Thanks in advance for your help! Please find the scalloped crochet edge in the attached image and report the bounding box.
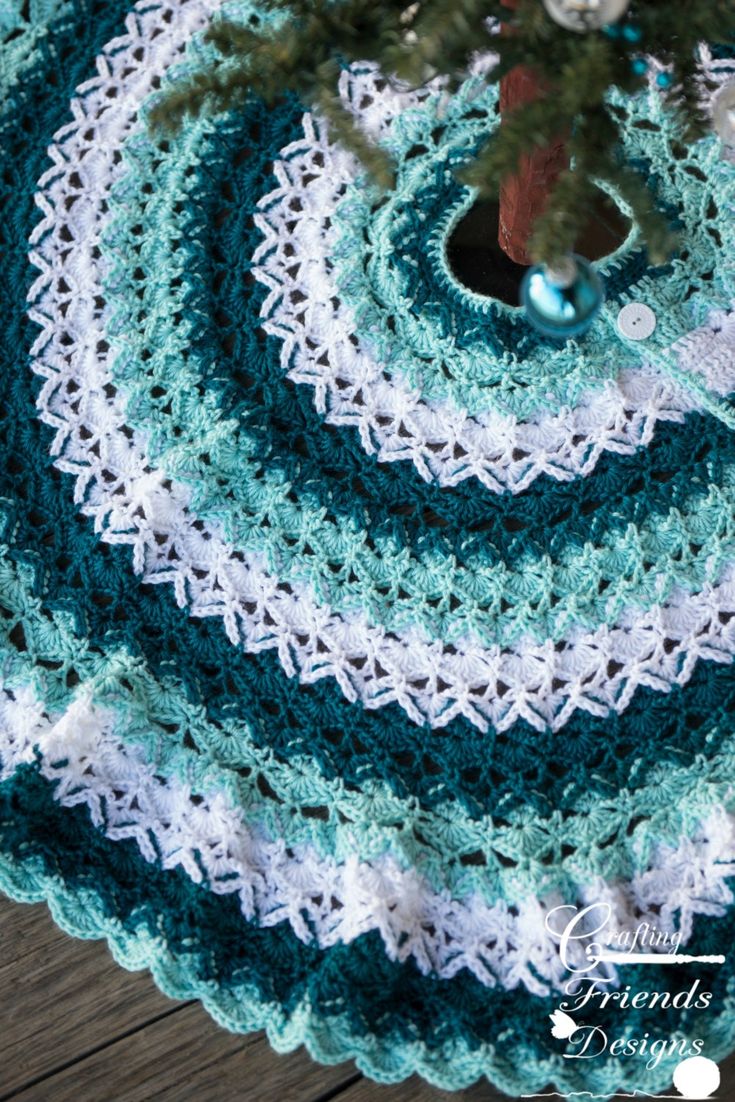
[3,846,735,1097]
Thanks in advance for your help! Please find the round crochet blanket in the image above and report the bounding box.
[3,0,735,1096]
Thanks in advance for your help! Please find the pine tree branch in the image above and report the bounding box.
[149,0,735,265]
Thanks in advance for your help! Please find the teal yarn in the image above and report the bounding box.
[330,78,734,416]
[110,92,735,604]
[102,66,735,653]
[4,516,735,906]
[2,763,735,1096]
[3,0,735,1095]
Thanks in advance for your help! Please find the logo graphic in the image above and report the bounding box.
[673,1056,720,1099]
[520,904,725,1100]
[550,1010,578,1040]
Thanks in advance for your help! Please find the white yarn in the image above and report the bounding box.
[2,678,733,994]
[253,68,735,493]
[26,0,735,734]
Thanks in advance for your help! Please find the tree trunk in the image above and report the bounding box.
[498,0,568,266]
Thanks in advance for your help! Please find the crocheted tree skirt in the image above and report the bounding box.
[3,0,735,1096]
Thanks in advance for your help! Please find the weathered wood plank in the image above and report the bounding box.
[1,895,359,1102]
[9,1003,358,1102]
[5,893,735,1102]
[0,896,184,1098]
[0,898,75,974]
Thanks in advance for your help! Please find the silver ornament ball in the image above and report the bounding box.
[542,0,631,33]
[713,82,735,149]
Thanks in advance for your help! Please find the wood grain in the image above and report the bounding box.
[9,1005,358,1102]
[497,0,568,266]
[0,898,180,1099]
[0,895,359,1102]
[3,894,735,1101]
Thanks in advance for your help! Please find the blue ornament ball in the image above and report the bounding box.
[520,255,604,340]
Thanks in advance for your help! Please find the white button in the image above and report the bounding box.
[617,302,657,341]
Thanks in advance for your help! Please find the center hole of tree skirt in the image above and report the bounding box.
[447,193,631,305]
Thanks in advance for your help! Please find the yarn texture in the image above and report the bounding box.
[2,0,735,1095]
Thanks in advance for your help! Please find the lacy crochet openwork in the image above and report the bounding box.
[2,0,735,1095]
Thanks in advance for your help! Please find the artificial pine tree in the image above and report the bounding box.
[151,0,735,310]
[6,4,735,1097]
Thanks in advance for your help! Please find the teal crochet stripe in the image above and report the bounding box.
[5,183,735,854]
[128,92,735,596]
[4,4,735,1093]
[5,642,735,906]
[13,354,735,856]
[103,99,735,649]
[392,184,654,348]
[7,526,735,905]
[5,201,735,863]
[0,0,71,100]
[2,762,735,1097]
[332,79,734,417]
[0,4,725,839]
[7,370,735,877]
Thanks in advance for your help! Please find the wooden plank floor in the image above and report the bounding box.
[2,895,734,1101]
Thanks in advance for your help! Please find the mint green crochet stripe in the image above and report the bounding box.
[10,0,735,890]
[4,540,735,908]
[1,778,734,1098]
[14,0,727,859]
[26,9,735,838]
[0,0,71,100]
[0,773,538,1095]
[105,115,735,650]
[332,78,735,418]
[5,4,735,1088]
[102,47,733,605]
[332,84,629,419]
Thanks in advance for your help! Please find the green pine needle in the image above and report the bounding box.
[149,0,735,266]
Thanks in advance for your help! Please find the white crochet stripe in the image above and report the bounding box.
[25,0,735,734]
[2,679,733,995]
[252,63,735,493]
